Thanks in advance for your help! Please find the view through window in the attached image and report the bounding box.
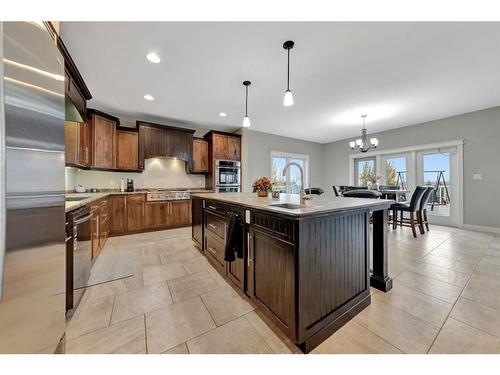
[271,152,309,194]
[355,158,375,186]
[423,152,451,216]
[385,156,406,186]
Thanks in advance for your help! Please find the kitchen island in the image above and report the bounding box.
[191,192,393,353]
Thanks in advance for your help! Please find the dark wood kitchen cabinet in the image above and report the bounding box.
[64,121,79,165]
[126,194,145,232]
[78,120,92,167]
[110,195,127,235]
[191,196,204,251]
[90,110,118,169]
[169,200,192,227]
[191,138,209,173]
[205,131,241,161]
[144,201,169,229]
[116,130,139,170]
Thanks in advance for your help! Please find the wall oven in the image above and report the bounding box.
[215,160,241,192]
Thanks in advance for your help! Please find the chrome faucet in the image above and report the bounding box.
[282,162,311,202]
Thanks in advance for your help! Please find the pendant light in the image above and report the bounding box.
[349,115,379,153]
[283,40,295,107]
[242,80,251,128]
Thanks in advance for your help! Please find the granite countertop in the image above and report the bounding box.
[192,192,394,218]
[65,188,213,213]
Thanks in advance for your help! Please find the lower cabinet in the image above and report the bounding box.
[90,198,110,260]
[126,195,145,232]
[169,200,192,227]
[110,195,127,235]
[145,201,168,229]
[191,197,203,251]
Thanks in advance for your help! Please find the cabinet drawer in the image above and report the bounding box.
[127,194,145,202]
[205,211,225,240]
[205,232,225,268]
[205,200,226,214]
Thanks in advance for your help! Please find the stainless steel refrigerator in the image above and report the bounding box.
[0,22,66,353]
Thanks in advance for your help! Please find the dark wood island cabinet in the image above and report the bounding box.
[191,192,393,353]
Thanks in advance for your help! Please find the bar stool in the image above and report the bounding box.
[391,186,427,237]
[417,187,435,234]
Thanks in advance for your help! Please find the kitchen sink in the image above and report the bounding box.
[66,196,90,202]
[268,203,307,209]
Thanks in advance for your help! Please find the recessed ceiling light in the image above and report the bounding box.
[144,94,154,101]
[146,52,160,64]
[219,112,227,117]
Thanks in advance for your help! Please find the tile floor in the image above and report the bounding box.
[65,225,500,354]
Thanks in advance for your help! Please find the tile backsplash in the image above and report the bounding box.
[65,158,206,191]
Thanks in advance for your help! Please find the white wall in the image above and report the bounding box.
[65,158,205,191]
[240,128,325,193]
[323,106,500,230]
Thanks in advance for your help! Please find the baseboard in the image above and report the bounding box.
[462,224,500,235]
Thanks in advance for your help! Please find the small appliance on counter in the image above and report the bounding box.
[89,188,98,193]
[120,178,126,192]
[126,178,135,192]
[75,185,86,193]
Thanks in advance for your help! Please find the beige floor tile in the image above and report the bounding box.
[200,287,254,326]
[142,262,187,286]
[111,283,173,324]
[206,266,232,288]
[66,316,146,354]
[167,270,221,302]
[427,248,482,265]
[419,254,476,273]
[475,259,500,278]
[372,283,453,328]
[462,272,500,311]
[159,248,197,264]
[162,343,189,354]
[187,316,273,354]
[406,261,470,287]
[353,298,439,353]
[134,247,161,266]
[244,311,293,354]
[433,318,500,354]
[450,297,500,338]
[82,279,128,301]
[427,343,449,354]
[66,295,115,340]
[181,256,211,274]
[145,297,216,353]
[312,320,402,354]
[395,270,462,303]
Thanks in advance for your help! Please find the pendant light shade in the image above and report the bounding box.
[242,80,251,128]
[283,40,295,107]
[283,90,294,107]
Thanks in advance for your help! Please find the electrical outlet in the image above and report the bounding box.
[473,173,483,180]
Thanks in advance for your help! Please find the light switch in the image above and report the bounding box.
[473,173,483,180]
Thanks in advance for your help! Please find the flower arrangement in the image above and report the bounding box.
[252,176,273,197]
[367,173,381,190]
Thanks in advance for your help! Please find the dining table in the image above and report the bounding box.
[378,189,410,203]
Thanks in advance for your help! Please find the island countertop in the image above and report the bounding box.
[192,192,393,218]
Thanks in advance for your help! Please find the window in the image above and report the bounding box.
[271,151,309,194]
[354,158,376,187]
[385,156,407,187]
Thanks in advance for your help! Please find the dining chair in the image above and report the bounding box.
[417,187,435,234]
[390,186,427,237]
[342,190,383,199]
[332,186,340,197]
[305,187,324,195]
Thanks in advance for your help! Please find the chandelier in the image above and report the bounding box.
[349,115,379,153]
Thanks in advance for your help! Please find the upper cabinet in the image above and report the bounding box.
[205,131,241,161]
[137,121,195,170]
[116,130,139,170]
[89,109,118,169]
[191,138,209,173]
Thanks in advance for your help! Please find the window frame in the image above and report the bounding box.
[270,150,310,194]
[354,157,376,187]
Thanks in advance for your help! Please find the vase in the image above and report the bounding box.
[256,191,268,197]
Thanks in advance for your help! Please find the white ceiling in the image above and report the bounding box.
[60,22,500,144]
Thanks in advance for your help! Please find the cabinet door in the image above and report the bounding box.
[205,232,226,270]
[126,196,144,232]
[191,198,203,250]
[64,121,79,165]
[168,200,192,227]
[227,136,241,161]
[144,201,168,229]
[91,213,100,260]
[110,195,127,235]
[192,139,209,173]
[212,134,228,160]
[117,131,138,170]
[93,114,116,169]
[78,120,92,166]
[249,228,295,337]
[227,256,244,291]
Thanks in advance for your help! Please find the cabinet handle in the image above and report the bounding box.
[208,247,216,255]
[208,223,216,229]
[247,232,253,268]
[208,205,217,210]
